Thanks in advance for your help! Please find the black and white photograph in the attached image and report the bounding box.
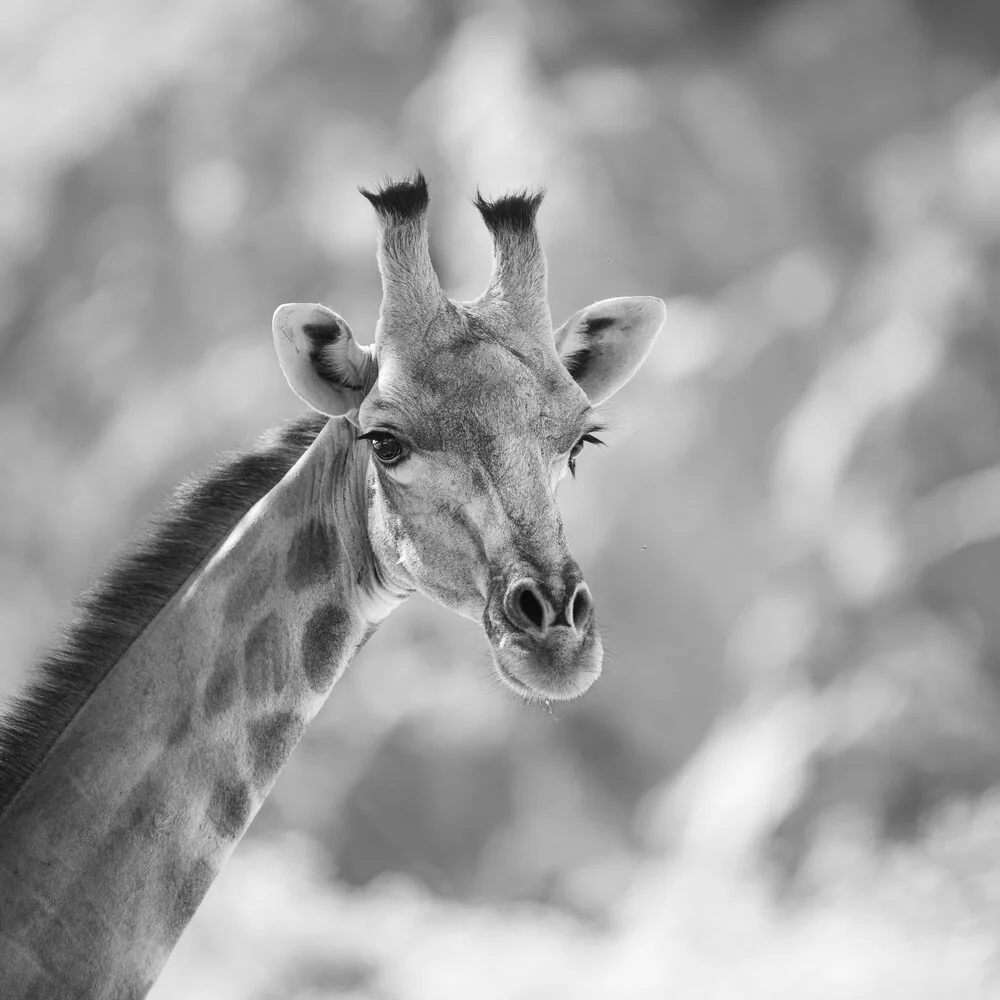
[2,1,1000,997]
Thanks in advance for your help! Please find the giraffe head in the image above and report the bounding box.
[272,175,664,701]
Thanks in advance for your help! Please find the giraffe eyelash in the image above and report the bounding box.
[568,433,605,478]
[356,430,409,466]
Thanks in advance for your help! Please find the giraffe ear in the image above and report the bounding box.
[272,303,375,419]
[554,296,666,405]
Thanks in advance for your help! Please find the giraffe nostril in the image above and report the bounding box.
[504,579,554,635]
[570,584,593,631]
[518,587,546,630]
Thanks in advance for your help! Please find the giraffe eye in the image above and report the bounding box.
[568,433,604,478]
[360,431,406,465]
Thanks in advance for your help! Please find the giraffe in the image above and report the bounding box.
[0,174,665,998]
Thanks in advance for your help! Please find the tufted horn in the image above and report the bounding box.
[473,188,551,336]
[360,172,446,343]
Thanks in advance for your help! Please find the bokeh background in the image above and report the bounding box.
[4,0,1000,995]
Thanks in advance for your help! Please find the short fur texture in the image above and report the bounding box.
[359,172,442,306]
[472,188,548,329]
[0,414,328,816]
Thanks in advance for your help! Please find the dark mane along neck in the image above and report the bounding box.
[0,413,329,817]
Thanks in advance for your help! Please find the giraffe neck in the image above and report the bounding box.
[0,419,403,999]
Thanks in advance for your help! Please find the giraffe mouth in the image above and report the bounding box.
[489,626,603,702]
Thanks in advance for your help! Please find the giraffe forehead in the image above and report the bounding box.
[371,344,583,445]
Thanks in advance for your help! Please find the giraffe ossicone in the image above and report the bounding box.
[0,174,665,998]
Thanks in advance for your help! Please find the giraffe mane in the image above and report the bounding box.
[0,413,329,816]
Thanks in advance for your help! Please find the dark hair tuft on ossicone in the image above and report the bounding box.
[473,188,545,234]
[359,171,430,222]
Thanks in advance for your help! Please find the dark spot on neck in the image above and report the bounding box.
[166,705,193,747]
[285,519,339,592]
[243,612,288,699]
[301,603,352,692]
[207,777,253,839]
[222,549,277,624]
[248,711,305,787]
[203,650,238,717]
[125,776,166,838]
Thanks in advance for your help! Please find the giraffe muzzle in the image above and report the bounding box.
[484,571,603,701]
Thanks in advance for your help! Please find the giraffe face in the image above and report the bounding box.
[358,314,608,701]
[272,176,665,701]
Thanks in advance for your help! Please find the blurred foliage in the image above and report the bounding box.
[5,0,1000,995]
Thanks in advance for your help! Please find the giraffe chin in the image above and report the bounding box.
[490,628,603,702]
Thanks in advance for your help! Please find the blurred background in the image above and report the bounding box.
[4,0,1000,995]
